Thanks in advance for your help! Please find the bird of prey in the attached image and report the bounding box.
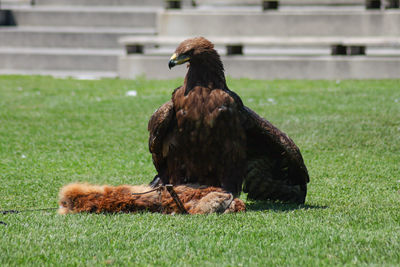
[148,37,309,204]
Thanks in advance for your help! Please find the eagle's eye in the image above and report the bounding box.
[185,49,194,56]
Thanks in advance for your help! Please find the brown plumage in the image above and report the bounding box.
[149,37,309,204]
[58,183,245,215]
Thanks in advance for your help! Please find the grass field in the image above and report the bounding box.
[0,75,399,266]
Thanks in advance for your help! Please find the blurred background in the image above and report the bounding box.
[0,0,399,79]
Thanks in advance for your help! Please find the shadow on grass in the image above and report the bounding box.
[246,201,328,212]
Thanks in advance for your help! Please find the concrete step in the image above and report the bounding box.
[196,0,365,5]
[0,47,121,71]
[130,46,400,57]
[158,10,400,37]
[1,0,31,7]
[192,5,367,12]
[119,36,400,56]
[196,0,398,8]
[28,0,383,8]
[0,69,117,79]
[0,26,156,48]
[34,0,164,6]
[118,54,400,79]
[10,6,158,27]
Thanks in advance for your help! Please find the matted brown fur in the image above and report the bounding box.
[58,183,245,215]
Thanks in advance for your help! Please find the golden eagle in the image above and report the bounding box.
[148,37,309,204]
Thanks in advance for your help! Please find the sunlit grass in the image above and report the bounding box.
[0,76,399,266]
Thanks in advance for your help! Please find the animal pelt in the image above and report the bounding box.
[58,183,245,215]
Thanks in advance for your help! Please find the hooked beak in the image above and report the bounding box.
[168,53,190,69]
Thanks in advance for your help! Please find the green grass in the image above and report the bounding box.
[0,75,399,266]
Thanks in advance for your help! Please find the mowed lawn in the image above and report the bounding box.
[0,75,399,266]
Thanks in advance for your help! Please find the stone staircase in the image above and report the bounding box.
[0,0,162,78]
[118,1,400,79]
[1,0,400,79]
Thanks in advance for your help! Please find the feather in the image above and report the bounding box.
[148,37,309,203]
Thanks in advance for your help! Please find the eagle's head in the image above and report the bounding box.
[168,37,217,69]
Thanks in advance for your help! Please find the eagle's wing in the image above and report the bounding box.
[242,106,309,204]
[148,100,175,179]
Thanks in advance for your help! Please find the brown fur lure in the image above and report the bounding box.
[58,183,245,215]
